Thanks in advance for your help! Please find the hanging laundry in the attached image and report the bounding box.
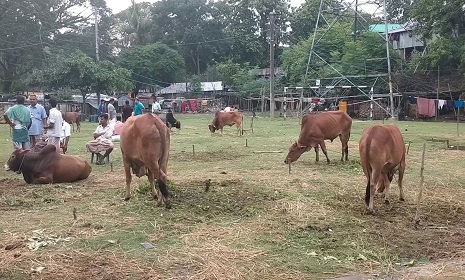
[454,100,464,108]
[437,100,446,110]
[417,97,436,117]
[447,100,455,110]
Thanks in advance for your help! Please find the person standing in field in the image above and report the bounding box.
[133,98,145,116]
[3,95,32,150]
[98,99,105,117]
[107,98,117,127]
[45,98,63,152]
[122,100,133,122]
[28,94,48,148]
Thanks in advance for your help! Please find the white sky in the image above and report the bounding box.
[106,0,307,14]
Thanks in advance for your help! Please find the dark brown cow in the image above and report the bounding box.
[359,124,406,212]
[120,113,171,208]
[208,111,243,136]
[4,145,91,184]
[62,107,81,133]
[284,111,352,164]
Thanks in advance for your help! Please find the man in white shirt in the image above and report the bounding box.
[85,113,114,165]
[61,120,71,153]
[152,100,162,114]
[45,98,63,152]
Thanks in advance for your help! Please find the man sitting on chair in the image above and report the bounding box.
[86,113,114,165]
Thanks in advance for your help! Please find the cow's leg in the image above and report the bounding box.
[367,168,381,213]
[220,127,223,136]
[147,169,160,203]
[123,159,132,201]
[32,176,53,184]
[147,161,171,209]
[318,140,330,163]
[382,172,391,204]
[398,160,406,201]
[77,122,81,133]
[339,133,350,162]
[314,146,319,162]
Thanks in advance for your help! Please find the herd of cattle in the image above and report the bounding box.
[4,110,406,212]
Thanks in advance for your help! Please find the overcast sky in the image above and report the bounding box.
[106,0,307,14]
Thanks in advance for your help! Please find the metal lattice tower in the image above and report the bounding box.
[301,0,396,118]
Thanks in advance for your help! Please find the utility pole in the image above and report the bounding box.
[269,11,276,118]
[94,7,100,62]
[384,0,395,119]
[354,0,358,42]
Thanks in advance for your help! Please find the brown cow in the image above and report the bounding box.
[208,111,243,136]
[4,144,91,184]
[284,111,352,164]
[120,113,172,208]
[359,124,406,212]
[62,107,81,133]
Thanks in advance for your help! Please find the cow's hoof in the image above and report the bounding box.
[399,197,405,202]
[384,199,390,205]
[366,208,376,215]
[165,201,172,209]
[124,196,131,201]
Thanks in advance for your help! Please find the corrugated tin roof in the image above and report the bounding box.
[369,24,402,33]
[157,82,223,94]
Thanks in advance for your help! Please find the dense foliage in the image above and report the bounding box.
[0,0,464,97]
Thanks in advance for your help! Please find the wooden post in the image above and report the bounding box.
[246,139,248,147]
[110,161,113,172]
[457,106,460,137]
[446,139,449,149]
[407,141,411,154]
[192,144,195,158]
[414,143,427,224]
[250,117,254,133]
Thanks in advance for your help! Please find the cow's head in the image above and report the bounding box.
[4,149,28,173]
[284,142,309,164]
[208,124,216,133]
[174,120,181,130]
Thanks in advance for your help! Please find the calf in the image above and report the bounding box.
[359,124,406,212]
[4,145,91,184]
[284,111,352,164]
[120,113,171,208]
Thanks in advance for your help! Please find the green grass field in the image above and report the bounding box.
[1,113,465,279]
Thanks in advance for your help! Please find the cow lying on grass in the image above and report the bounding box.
[4,145,91,184]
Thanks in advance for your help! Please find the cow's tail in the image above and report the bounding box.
[364,133,373,206]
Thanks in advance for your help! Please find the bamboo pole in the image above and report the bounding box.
[414,143,427,224]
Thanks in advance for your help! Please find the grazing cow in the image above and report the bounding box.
[159,110,181,130]
[284,111,352,164]
[208,111,243,136]
[359,124,406,212]
[62,107,81,133]
[4,144,91,184]
[120,113,171,208]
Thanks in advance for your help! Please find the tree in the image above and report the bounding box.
[221,0,290,67]
[114,0,154,48]
[118,43,185,96]
[37,51,131,112]
[151,0,228,75]
[409,0,465,77]
[0,0,110,93]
